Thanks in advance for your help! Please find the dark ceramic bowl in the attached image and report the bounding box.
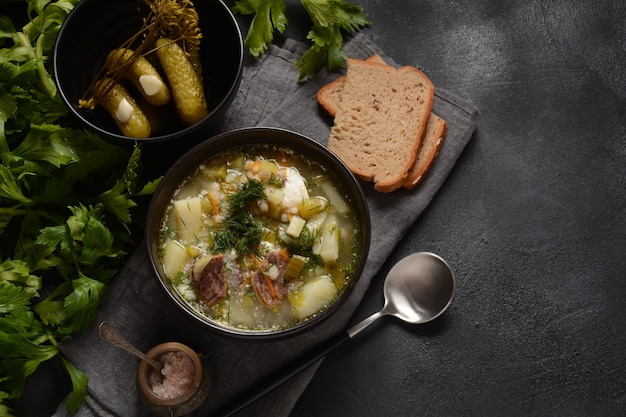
[146,127,371,340]
[53,0,243,144]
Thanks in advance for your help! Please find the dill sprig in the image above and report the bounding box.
[228,179,265,212]
[282,227,322,266]
[213,179,266,254]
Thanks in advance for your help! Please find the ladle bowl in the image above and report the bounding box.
[348,252,455,337]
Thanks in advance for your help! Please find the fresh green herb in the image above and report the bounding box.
[228,0,370,81]
[0,1,160,414]
[227,178,266,213]
[214,211,263,254]
[214,179,265,254]
[267,174,282,188]
[282,227,322,265]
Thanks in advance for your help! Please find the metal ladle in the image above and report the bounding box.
[215,252,456,417]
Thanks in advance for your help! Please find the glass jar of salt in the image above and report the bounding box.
[137,342,211,416]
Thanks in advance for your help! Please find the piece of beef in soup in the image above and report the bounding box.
[252,249,290,308]
[191,254,227,305]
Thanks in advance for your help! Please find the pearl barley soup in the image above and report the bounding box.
[158,145,363,331]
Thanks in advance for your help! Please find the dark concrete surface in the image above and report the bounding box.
[8,0,626,416]
[288,1,626,416]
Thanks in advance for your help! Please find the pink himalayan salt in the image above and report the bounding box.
[148,351,196,400]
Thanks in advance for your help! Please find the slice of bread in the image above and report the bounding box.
[327,58,434,192]
[320,56,445,192]
[403,113,447,189]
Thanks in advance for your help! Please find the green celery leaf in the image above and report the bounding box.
[33,281,73,326]
[11,124,79,169]
[31,280,73,326]
[0,313,58,399]
[60,356,87,413]
[0,258,41,293]
[0,308,37,335]
[0,94,17,157]
[36,204,125,282]
[233,0,288,58]
[36,224,69,251]
[66,204,95,243]
[295,24,346,81]
[96,144,143,228]
[6,82,67,126]
[61,129,129,181]
[300,0,369,80]
[0,61,17,84]
[325,34,347,69]
[31,176,76,205]
[135,177,162,196]
[33,298,65,326]
[121,144,142,192]
[25,0,77,57]
[301,0,369,30]
[0,165,33,204]
[78,208,120,265]
[0,95,18,126]
[229,0,369,79]
[16,215,63,274]
[295,44,327,81]
[0,15,17,40]
[63,204,123,265]
[0,281,32,314]
[98,182,137,228]
[16,207,44,246]
[63,275,106,332]
[0,47,35,66]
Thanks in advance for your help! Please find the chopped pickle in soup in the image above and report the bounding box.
[158,145,362,331]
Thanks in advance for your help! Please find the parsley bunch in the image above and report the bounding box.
[228,0,370,81]
[0,1,159,414]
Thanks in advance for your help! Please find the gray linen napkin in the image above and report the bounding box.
[53,32,479,417]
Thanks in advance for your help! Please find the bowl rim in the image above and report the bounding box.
[52,0,244,144]
[146,127,371,340]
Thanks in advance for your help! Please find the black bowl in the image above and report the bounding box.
[53,0,243,144]
[146,127,371,340]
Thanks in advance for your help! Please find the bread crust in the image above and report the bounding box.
[403,114,447,189]
[326,58,435,192]
[316,76,346,116]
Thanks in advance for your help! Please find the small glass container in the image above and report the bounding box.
[137,342,211,417]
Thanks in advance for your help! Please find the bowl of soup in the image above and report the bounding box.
[146,127,370,339]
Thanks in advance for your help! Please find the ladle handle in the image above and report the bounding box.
[346,310,384,338]
[98,322,161,371]
[213,330,351,417]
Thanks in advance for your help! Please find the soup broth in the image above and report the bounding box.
[158,145,363,331]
